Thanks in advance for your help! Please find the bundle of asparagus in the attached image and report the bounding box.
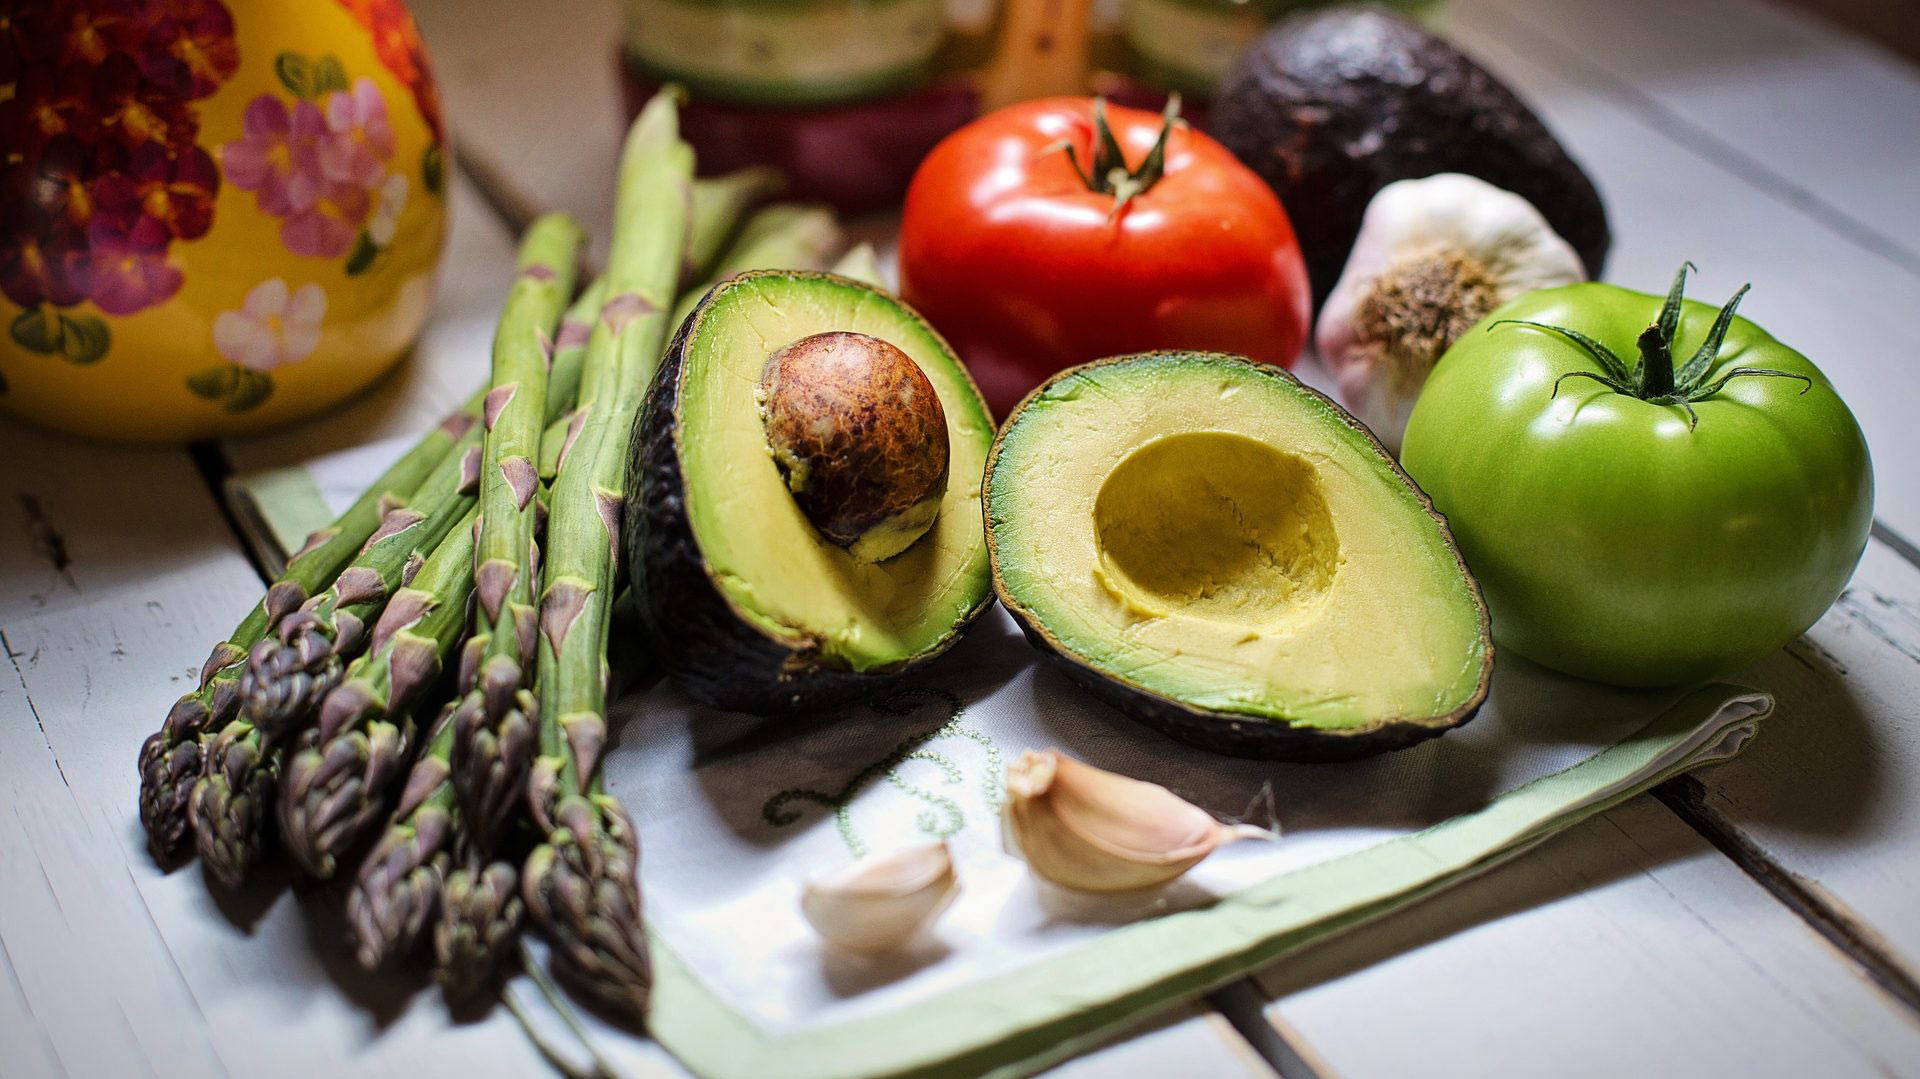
[132,90,855,1027]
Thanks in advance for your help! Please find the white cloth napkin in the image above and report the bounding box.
[229,434,1767,1070]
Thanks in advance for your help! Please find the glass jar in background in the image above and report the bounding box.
[622,0,951,107]
[618,0,1000,215]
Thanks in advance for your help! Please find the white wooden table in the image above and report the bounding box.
[5,0,1919,1074]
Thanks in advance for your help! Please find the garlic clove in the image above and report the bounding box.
[1316,173,1586,454]
[1003,750,1268,892]
[800,841,960,952]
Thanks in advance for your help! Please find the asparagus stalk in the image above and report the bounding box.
[448,213,586,853]
[523,91,692,1020]
[350,167,772,972]
[683,166,784,286]
[667,202,844,331]
[275,505,479,877]
[240,423,486,738]
[279,217,583,881]
[346,703,457,968]
[137,403,478,861]
[546,277,606,438]
[192,424,484,887]
[830,241,885,288]
[348,258,610,972]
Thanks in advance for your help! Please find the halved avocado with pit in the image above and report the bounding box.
[627,269,996,714]
[986,352,1492,760]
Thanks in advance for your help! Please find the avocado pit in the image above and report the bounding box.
[759,331,951,562]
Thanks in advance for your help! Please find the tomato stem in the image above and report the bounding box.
[1635,323,1676,397]
[1494,263,1814,430]
[1050,95,1183,219]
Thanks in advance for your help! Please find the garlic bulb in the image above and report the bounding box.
[1317,173,1586,454]
[1003,750,1268,892]
[800,841,959,952]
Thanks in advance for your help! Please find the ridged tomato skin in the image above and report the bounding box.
[1402,282,1874,688]
[899,97,1311,417]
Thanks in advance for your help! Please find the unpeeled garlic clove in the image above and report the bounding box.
[1003,750,1269,892]
[800,841,959,952]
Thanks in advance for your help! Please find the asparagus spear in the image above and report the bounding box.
[434,847,525,997]
[350,271,614,970]
[240,423,486,739]
[275,505,479,877]
[192,424,485,887]
[667,202,844,331]
[347,164,748,969]
[523,90,692,1021]
[137,404,478,861]
[279,217,583,879]
[449,214,586,853]
[830,241,885,287]
[682,166,784,286]
[350,148,793,981]
[547,277,606,432]
[152,257,603,871]
[345,704,457,968]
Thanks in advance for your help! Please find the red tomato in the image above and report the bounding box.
[899,97,1311,416]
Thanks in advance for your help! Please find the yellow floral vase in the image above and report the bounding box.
[1,0,447,442]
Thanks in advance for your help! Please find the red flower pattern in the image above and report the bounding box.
[1,0,237,322]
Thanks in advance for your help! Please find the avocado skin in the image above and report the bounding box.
[1210,6,1610,304]
[626,272,989,716]
[1011,609,1476,762]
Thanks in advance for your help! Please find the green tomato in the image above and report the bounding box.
[1401,266,1873,687]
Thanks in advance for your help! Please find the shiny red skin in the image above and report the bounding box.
[899,97,1311,416]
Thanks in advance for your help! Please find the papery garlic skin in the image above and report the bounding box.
[800,841,960,952]
[1003,750,1266,892]
[1317,173,1586,454]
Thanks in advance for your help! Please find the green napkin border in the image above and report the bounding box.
[225,464,1769,1079]
[644,685,1767,1079]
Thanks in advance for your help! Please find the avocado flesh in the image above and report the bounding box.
[674,273,994,673]
[989,352,1489,748]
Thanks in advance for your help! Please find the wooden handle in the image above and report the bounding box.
[977,0,1094,112]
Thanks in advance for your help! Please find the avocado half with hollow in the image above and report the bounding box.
[628,269,996,714]
[986,352,1492,761]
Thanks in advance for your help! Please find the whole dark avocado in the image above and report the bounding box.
[1210,6,1610,303]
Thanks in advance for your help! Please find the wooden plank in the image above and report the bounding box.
[1439,0,1920,538]
[1255,797,1920,1076]
[1457,0,1920,264]
[409,0,628,256]
[0,934,62,1079]
[1040,1003,1276,1079]
[1678,542,1920,986]
[0,420,267,1079]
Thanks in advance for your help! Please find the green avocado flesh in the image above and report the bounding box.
[678,274,994,671]
[988,352,1490,737]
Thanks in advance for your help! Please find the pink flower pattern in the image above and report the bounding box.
[86,213,184,315]
[320,78,394,190]
[219,76,394,259]
[213,278,325,371]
